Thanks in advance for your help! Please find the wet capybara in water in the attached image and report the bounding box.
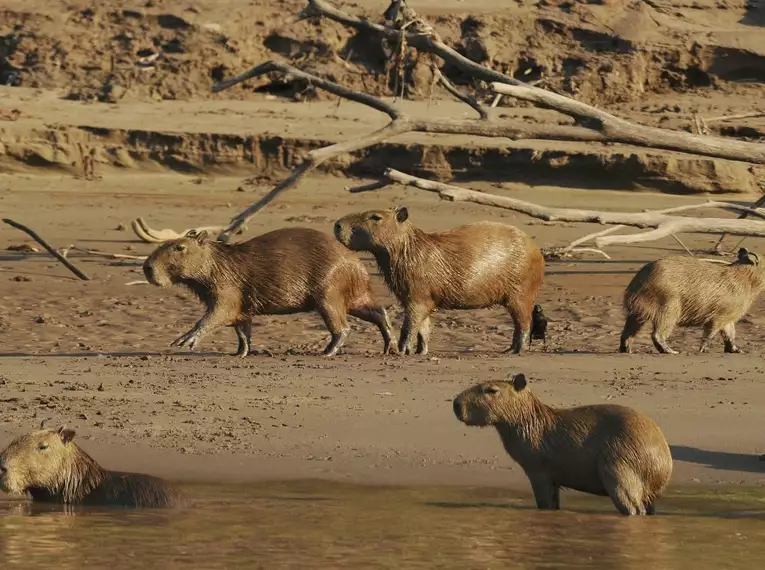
[453,374,673,516]
[620,247,765,354]
[0,426,186,508]
[143,227,394,357]
[334,206,545,355]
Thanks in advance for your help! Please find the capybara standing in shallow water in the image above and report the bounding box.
[143,227,394,357]
[333,206,545,355]
[620,247,765,354]
[453,374,673,515]
[0,425,186,508]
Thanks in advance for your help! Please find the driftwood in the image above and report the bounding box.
[138,0,765,243]
[2,219,90,281]
[352,169,765,248]
[130,218,230,244]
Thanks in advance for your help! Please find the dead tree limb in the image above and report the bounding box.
[2,218,90,281]
[368,169,765,246]
[489,83,765,164]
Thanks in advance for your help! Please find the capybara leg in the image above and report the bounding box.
[528,475,560,510]
[318,302,351,357]
[721,323,742,353]
[171,309,231,351]
[699,322,720,354]
[234,321,252,358]
[619,314,644,354]
[504,303,531,355]
[645,502,656,515]
[651,305,679,354]
[349,305,395,355]
[398,305,430,356]
[601,467,645,516]
[416,317,431,356]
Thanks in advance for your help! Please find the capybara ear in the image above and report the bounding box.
[194,230,210,244]
[56,426,76,444]
[511,373,527,392]
[184,229,199,238]
[39,418,49,430]
[395,206,409,223]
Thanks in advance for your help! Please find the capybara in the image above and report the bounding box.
[620,247,765,354]
[143,227,394,357]
[453,373,673,516]
[333,206,545,355]
[0,425,186,508]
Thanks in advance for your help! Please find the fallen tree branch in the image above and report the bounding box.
[367,169,765,246]
[2,219,90,281]
[131,218,229,244]
[490,83,765,164]
[69,247,147,261]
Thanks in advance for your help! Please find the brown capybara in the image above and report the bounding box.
[620,247,765,354]
[143,227,394,357]
[333,206,545,355]
[453,373,673,516]
[0,425,186,508]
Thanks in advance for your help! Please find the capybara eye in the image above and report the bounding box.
[37,443,49,451]
[175,244,187,252]
[482,386,500,395]
[368,214,382,221]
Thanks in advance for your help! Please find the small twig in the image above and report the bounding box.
[671,233,694,256]
[2,219,90,281]
[430,62,487,119]
[346,179,393,193]
[71,247,147,261]
[125,280,150,286]
[705,112,765,123]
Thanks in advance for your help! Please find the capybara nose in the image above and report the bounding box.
[0,462,6,475]
[452,399,462,419]
[333,222,342,238]
[143,263,154,281]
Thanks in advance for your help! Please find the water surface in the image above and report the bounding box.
[1,480,764,569]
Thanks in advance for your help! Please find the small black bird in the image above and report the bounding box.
[529,304,548,350]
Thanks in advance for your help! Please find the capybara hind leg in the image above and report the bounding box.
[601,467,645,516]
[234,321,252,358]
[504,304,530,355]
[528,475,560,510]
[651,304,679,354]
[619,314,644,354]
[317,303,351,357]
[721,323,742,353]
[398,305,431,355]
[645,502,656,515]
[416,317,431,356]
[349,305,395,354]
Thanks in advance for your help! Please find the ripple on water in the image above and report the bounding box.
[1,481,764,569]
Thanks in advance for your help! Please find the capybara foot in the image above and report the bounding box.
[322,330,350,357]
[652,335,677,354]
[724,342,742,354]
[171,329,202,351]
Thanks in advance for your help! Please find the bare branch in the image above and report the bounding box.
[379,169,765,244]
[3,219,90,281]
[430,62,487,120]
[490,83,765,164]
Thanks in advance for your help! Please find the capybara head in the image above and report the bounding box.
[533,304,543,315]
[0,425,78,496]
[453,374,529,426]
[143,230,212,287]
[334,206,410,252]
[737,247,760,266]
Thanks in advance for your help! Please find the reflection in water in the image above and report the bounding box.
[1,481,764,569]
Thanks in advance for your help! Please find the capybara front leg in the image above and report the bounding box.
[651,305,679,354]
[318,302,351,357]
[234,320,252,358]
[619,314,644,354]
[349,305,395,355]
[171,309,231,352]
[416,317,431,356]
[398,305,430,356]
[528,475,560,510]
[699,322,719,354]
[721,323,742,353]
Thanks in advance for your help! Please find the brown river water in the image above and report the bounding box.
[1,480,764,569]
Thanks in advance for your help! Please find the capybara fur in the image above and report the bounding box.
[143,227,394,357]
[333,206,545,355]
[620,247,765,354]
[0,426,186,508]
[453,374,673,516]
